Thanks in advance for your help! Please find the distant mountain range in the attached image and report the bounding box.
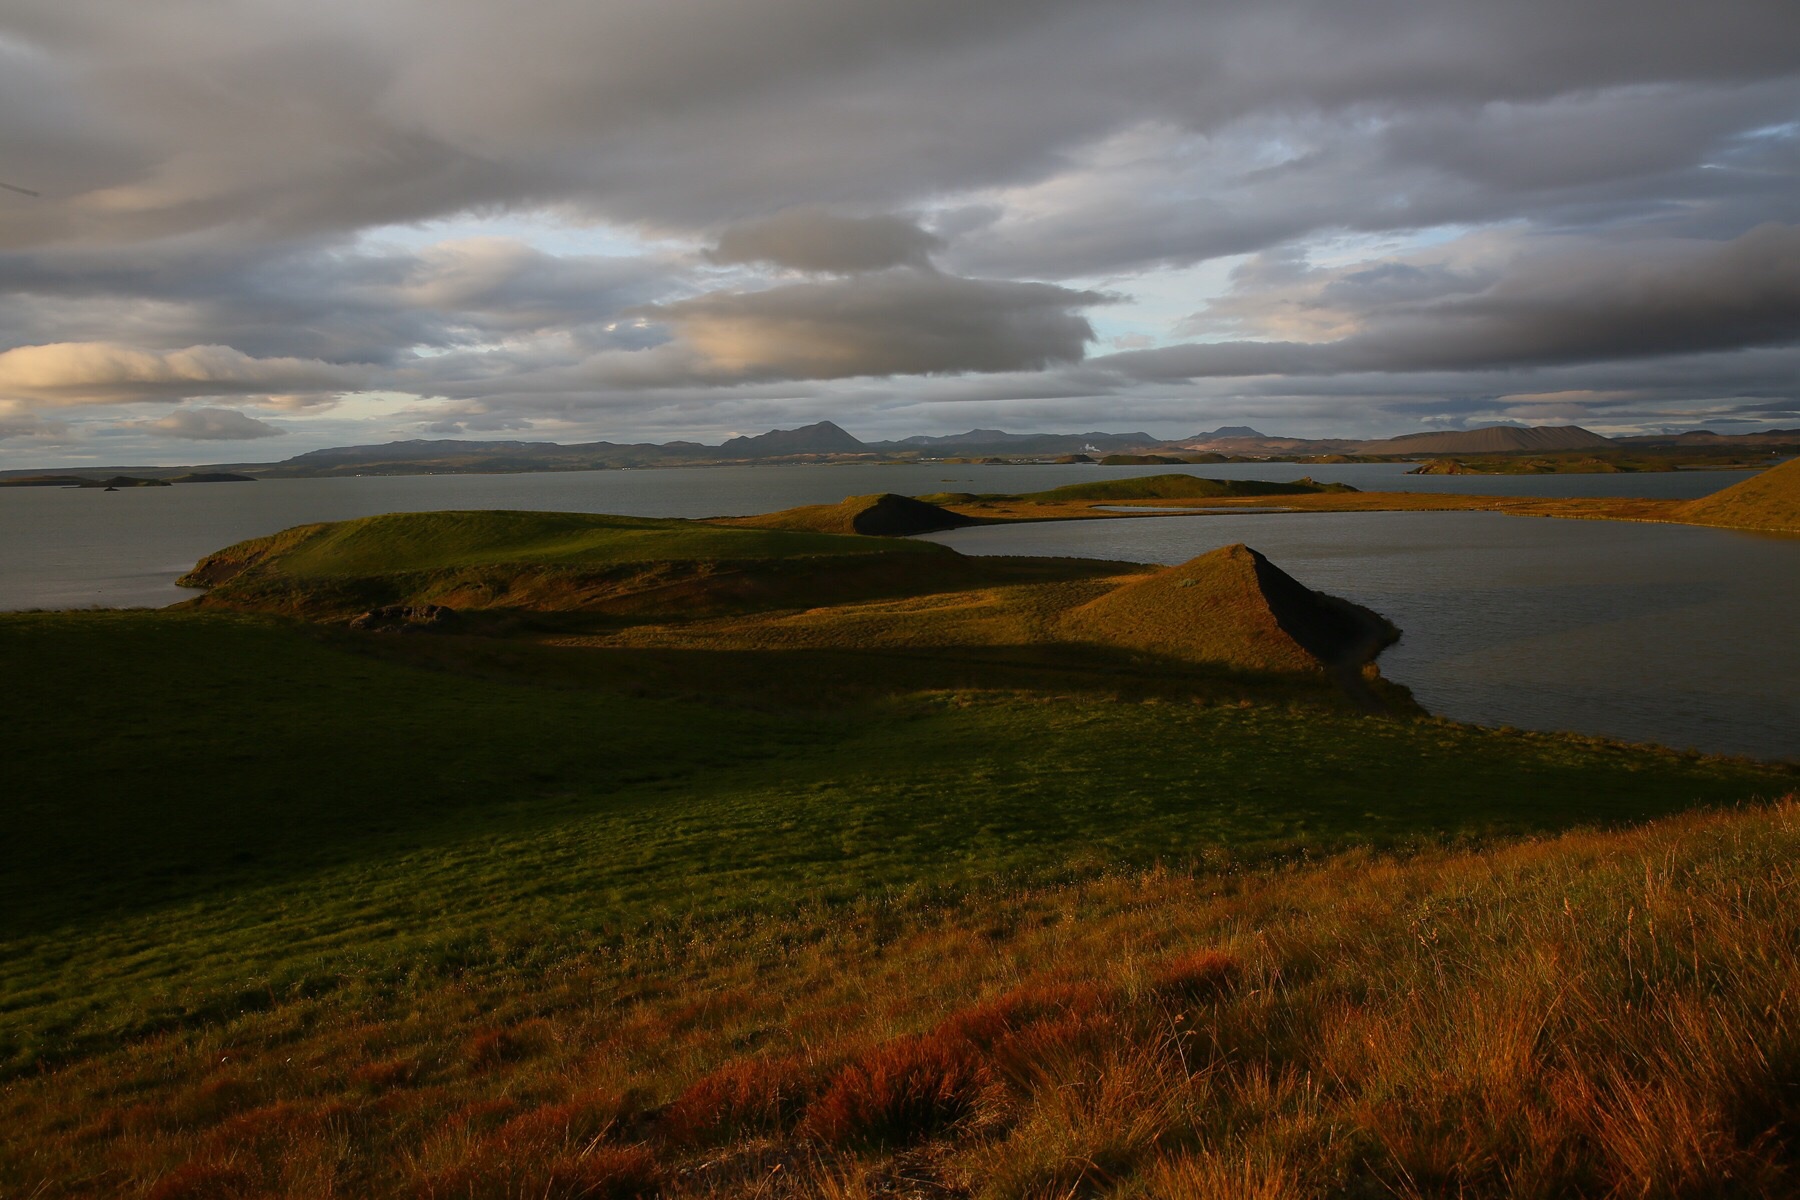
[1176,424,1618,456]
[4,421,1795,482]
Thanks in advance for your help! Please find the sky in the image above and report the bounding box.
[2,0,1798,467]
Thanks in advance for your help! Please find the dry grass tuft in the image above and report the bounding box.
[1148,949,1242,1004]
[411,1144,661,1200]
[803,1034,996,1148]
[660,1055,818,1145]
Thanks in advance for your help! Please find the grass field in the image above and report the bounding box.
[5,502,1797,1196]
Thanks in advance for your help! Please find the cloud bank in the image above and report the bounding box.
[0,0,1795,460]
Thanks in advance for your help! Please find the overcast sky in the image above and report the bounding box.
[2,0,1798,465]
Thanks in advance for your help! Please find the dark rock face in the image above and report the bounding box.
[1245,548,1398,668]
[348,604,456,632]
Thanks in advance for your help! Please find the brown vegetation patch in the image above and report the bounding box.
[412,1145,661,1200]
[661,1055,819,1145]
[12,800,1800,1196]
[802,1034,996,1148]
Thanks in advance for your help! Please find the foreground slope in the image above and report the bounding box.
[1679,454,1800,532]
[0,616,1792,1197]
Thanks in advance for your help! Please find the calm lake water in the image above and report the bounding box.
[921,511,1798,761]
[0,461,1751,611]
[3,461,1791,759]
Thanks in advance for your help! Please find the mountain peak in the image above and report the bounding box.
[719,420,867,456]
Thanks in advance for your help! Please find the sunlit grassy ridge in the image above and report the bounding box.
[1065,543,1395,674]
[1681,454,1800,532]
[183,510,939,581]
[178,509,962,619]
[716,492,976,537]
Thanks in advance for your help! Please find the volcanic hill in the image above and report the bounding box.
[1064,543,1398,674]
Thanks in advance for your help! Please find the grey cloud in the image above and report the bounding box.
[7,0,1800,245]
[0,404,69,440]
[126,406,282,440]
[631,269,1105,382]
[708,210,944,273]
[0,342,369,406]
[950,83,1800,280]
[1105,224,1800,380]
[0,235,682,375]
[1,0,1799,458]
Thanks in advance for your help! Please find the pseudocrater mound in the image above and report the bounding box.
[1066,543,1398,675]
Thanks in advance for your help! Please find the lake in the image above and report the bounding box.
[3,462,1791,759]
[0,461,1752,611]
[921,511,1798,761]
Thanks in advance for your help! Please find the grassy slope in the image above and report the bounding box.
[180,510,960,619]
[5,502,1797,1195]
[3,677,1796,1196]
[1680,455,1800,532]
[185,510,938,580]
[3,612,1788,1072]
[713,493,973,537]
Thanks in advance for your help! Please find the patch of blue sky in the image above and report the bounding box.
[1302,223,1486,270]
[1075,256,1244,350]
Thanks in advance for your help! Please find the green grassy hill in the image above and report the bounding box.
[0,608,1793,1195]
[1680,455,1800,532]
[178,509,958,618]
[183,509,934,581]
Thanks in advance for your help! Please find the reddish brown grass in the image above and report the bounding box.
[411,1145,661,1200]
[1149,948,1242,1003]
[659,1055,817,1145]
[801,1033,994,1148]
[144,1161,258,1200]
[8,799,1800,1197]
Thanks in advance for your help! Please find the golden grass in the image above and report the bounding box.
[1681,455,1800,533]
[1063,543,1384,673]
[9,798,1799,1196]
